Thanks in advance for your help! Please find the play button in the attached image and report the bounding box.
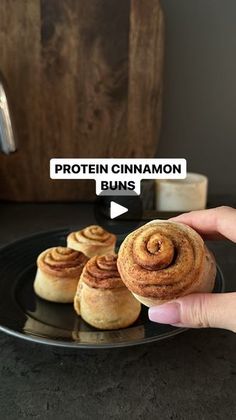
[110,201,128,220]
[94,192,143,235]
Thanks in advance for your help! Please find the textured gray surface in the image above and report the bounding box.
[0,203,236,420]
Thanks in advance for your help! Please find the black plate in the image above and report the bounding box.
[0,229,225,349]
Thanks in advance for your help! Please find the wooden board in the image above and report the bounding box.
[0,0,164,201]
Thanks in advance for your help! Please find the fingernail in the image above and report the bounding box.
[148,302,181,324]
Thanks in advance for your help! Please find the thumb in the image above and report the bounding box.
[148,293,236,333]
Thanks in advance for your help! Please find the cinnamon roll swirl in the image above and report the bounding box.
[74,254,141,330]
[34,247,88,303]
[117,220,216,307]
[67,225,116,258]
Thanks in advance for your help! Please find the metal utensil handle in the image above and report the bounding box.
[0,81,16,154]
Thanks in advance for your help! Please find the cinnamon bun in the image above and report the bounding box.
[117,220,216,307]
[74,254,141,329]
[34,247,88,303]
[67,225,116,258]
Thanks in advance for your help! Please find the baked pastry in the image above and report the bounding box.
[117,220,216,307]
[34,247,88,303]
[74,254,141,330]
[67,225,116,258]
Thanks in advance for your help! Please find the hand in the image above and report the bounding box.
[148,206,236,333]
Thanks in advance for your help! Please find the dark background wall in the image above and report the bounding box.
[158,0,236,195]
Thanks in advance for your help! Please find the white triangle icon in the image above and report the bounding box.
[110,201,128,220]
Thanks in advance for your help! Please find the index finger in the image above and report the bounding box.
[170,206,236,242]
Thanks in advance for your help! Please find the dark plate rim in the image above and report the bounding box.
[0,227,71,253]
[0,229,225,349]
[0,324,188,349]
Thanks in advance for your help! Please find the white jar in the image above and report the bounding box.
[155,173,208,212]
